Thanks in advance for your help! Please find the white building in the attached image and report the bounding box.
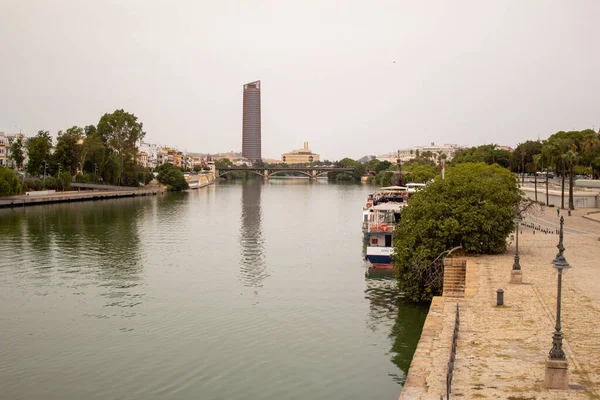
[0,132,28,168]
[139,141,161,169]
[377,143,464,163]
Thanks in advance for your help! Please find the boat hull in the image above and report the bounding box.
[365,246,394,265]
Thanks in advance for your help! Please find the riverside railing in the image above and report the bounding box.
[443,303,460,400]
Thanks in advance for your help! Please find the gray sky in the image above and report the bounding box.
[1,1,599,160]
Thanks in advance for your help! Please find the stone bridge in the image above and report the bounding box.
[215,167,355,179]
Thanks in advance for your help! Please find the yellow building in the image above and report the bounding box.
[281,142,320,164]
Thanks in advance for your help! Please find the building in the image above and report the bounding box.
[377,143,464,163]
[0,132,28,168]
[242,80,261,161]
[281,142,320,164]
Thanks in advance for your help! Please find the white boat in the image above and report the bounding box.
[363,203,404,268]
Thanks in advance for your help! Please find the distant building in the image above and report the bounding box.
[0,132,28,168]
[242,81,262,161]
[377,143,464,163]
[281,142,320,164]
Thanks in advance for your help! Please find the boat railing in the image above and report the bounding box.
[368,224,395,233]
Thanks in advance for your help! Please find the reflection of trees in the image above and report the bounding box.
[239,180,268,287]
[364,277,428,385]
[389,299,429,384]
[1,199,145,307]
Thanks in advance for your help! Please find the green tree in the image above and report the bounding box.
[156,163,189,191]
[564,149,579,210]
[84,124,97,137]
[9,136,25,170]
[532,154,542,203]
[0,166,22,196]
[511,141,543,173]
[214,158,233,169]
[26,130,52,176]
[404,163,438,183]
[393,163,521,302]
[97,109,145,185]
[54,126,84,174]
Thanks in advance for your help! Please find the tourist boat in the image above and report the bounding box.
[363,203,404,270]
[362,186,408,234]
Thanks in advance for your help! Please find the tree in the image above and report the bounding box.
[9,136,25,170]
[0,166,22,196]
[564,149,579,210]
[97,110,145,185]
[54,126,84,174]
[511,141,543,173]
[26,130,52,176]
[404,163,438,183]
[393,163,521,302]
[84,125,97,137]
[193,165,202,172]
[532,154,542,203]
[214,158,233,169]
[156,163,189,191]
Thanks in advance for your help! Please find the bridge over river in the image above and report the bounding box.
[215,166,355,179]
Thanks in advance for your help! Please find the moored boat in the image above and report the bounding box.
[363,203,403,270]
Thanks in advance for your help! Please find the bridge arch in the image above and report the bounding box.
[268,169,312,178]
[316,170,354,178]
[218,169,265,178]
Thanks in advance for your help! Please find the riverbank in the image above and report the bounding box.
[0,187,165,208]
[400,206,600,399]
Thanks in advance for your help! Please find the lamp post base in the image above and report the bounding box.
[544,359,569,389]
[510,270,523,284]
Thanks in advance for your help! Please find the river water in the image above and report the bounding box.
[0,180,428,400]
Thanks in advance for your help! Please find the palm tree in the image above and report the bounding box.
[532,154,542,203]
[554,138,573,209]
[564,148,579,210]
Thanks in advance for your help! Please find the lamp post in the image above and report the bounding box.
[512,217,521,270]
[510,215,523,283]
[544,216,571,389]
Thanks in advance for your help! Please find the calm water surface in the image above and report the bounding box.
[0,180,428,400]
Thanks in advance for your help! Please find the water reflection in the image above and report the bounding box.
[364,277,429,385]
[0,199,145,309]
[239,180,268,287]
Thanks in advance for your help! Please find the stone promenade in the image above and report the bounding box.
[401,206,600,399]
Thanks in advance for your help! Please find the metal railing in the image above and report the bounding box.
[443,303,460,400]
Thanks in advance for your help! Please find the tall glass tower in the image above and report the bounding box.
[242,81,261,161]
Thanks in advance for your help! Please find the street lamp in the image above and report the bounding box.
[512,217,521,270]
[549,216,570,360]
[545,216,571,389]
[510,215,523,283]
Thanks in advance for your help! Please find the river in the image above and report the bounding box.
[0,180,428,400]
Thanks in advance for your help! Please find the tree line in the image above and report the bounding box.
[1,109,156,195]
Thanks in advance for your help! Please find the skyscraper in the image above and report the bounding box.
[242,80,261,161]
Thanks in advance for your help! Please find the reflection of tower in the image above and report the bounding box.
[242,81,261,161]
[239,180,268,286]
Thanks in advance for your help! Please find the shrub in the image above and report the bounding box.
[57,171,72,191]
[156,164,189,191]
[393,163,522,302]
[23,178,43,192]
[0,166,22,196]
[43,176,58,190]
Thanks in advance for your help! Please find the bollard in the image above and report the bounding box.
[497,289,504,306]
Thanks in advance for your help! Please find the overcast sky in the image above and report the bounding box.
[1,1,599,160]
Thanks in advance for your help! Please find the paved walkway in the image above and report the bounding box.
[453,207,600,399]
